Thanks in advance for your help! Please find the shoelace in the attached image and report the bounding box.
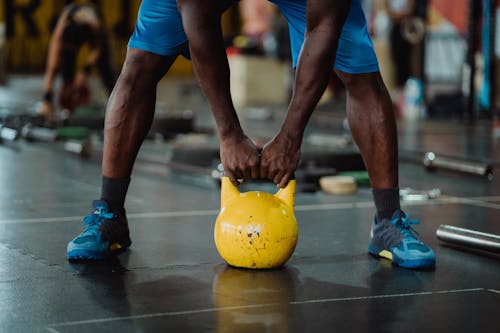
[391,213,420,240]
[83,206,115,230]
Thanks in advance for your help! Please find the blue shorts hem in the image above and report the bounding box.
[334,62,380,74]
[128,39,183,57]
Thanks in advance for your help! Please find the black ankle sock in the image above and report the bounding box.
[372,188,400,220]
[101,176,130,212]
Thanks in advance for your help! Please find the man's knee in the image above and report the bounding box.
[335,70,385,94]
[121,48,174,85]
[335,70,366,87]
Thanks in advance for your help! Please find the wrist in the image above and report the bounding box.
[219,126,245,142]
[43,91,53,103]
[276,127,304,151]
[279,123,305,141]
[217,118,244,141]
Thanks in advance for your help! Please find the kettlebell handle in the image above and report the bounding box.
[220,177,295,208]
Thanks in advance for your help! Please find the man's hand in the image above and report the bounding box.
[220,133,261,186]
[177,0,257,187]
[260,132,301,188]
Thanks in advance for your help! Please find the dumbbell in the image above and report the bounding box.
[423,152,493,180]
[0,123,19,143]
[21,124,57,142]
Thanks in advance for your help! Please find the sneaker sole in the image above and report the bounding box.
[368,244,435,269]
[395,258,436,269]
[67,249,107,260]
[67,240,131,261]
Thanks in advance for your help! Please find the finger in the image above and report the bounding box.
[278,173,291,189]
[230,177,240,187]
[267,167,278,182]
[251,163,259,179]
[260,162,268,180]
[252,150,261,179]
[241,165,251,180]
[272,170,285,185]
[233,169,244,183]
[225,171,240,187]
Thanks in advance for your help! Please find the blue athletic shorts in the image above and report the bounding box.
[128,0,379,74]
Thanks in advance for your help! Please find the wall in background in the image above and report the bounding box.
[0,0,197,76]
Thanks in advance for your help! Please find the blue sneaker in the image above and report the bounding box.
[67,200,131,260]
[368,210,435,269]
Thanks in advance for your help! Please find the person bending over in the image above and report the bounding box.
[67,0,435,270]
[39,3,115,119]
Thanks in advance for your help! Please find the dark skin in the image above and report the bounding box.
[259,0,398,189]
[102,49,174,178]
[105,0,260,183]
[177,0,260,185]
[260,0,351,187]
[337,70,399,190]
[104,0,398,194]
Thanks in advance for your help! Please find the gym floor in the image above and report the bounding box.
[0,75,499,333]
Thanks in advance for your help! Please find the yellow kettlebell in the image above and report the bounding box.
[214,177,298,269]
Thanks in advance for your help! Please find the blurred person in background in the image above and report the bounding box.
[387,0,416,90]
[238,0,275,52]
[39,3,115,120]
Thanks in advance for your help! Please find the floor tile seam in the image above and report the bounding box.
[0,242,67,274]
[471,196,500,201]
[439,196,500,210]
[121,261,219,272]
[4,194,500,225]
[45,287,485,330]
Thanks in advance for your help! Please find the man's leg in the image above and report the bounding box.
[102,48,175,182]
[336,70,435,269]
[67,0,193,260]
[334,71,398,191]
[67,48,176,260]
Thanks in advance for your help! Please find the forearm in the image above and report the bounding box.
[43,38,62,94]
[178,0,243,139]
[282,0,351,137]
[43,8,69,94]
[284,33,335,137]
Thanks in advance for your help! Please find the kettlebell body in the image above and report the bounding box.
[214,177,298,269]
